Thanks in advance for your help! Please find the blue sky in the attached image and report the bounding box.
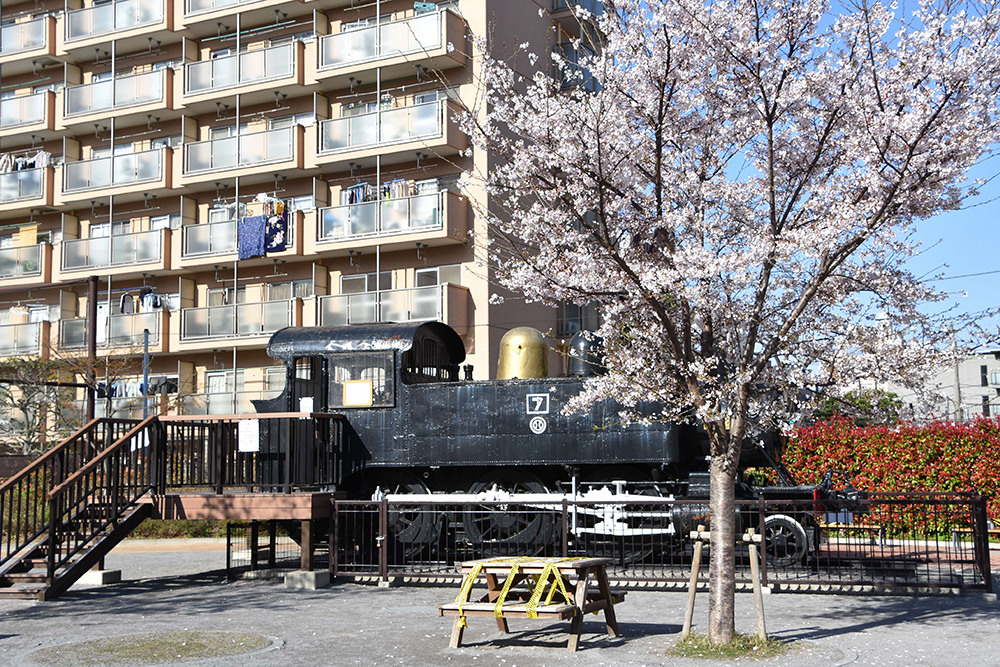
[905,161,1000,342]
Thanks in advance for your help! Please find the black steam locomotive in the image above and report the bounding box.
[254,320,826,564]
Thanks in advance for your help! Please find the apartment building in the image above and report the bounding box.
[0,0,598,419]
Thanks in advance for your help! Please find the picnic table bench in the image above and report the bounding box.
[438,556,623,652]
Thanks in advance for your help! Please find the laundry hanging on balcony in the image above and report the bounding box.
[265,212,287,253]
[0,150,50,173]
[238,215,267,259]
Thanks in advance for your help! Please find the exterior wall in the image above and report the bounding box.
[0,0,583,422]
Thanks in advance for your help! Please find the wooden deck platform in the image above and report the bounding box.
[148,493,333,521]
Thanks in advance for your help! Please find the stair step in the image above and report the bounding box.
[0,586,46,599]
[4,571,49,583]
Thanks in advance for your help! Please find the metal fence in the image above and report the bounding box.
[226,520,310,580]
[331,493,994,592]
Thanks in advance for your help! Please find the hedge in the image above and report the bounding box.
[782,416,1000,533]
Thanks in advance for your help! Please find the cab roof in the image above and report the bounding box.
[266,321,467,363]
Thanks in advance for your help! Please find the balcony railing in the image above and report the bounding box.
[0,169,44,203]
[319,100,444,154]
[319,11,444,70]
[185,0,264,17]
[65,70,165,118]
[0,244,42,279]
[184,127,292,174]
[0,322,40,356]
[0,18,45,55]
[185,43,293,95]
[320,285,454,326]
[181,390,281,415]
[63,149,163,193]
[0,93,46,130]
[180,300,293,340]
[62,230,162,272]
[318,191,444,243]
[66,0,165,42]
[59,312,160,349]
[183,217,295,257]
[553,0,604,13]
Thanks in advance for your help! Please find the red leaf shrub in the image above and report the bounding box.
[784,416,1000,536]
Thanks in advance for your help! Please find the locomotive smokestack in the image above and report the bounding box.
[567,331,606,377]
[497,327,548,379]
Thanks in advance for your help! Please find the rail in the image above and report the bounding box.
[319,100,445,154]
[317,191,445,242]
[44,417,159,579]
[63,149,163,193]
[185,43,294,95]
[0,18,46,55]
[0,169,44,203]
[0,322,42,357]
[319,10,444,70]
[66,0,164,42]
[180,299,294,340]
[64,70,165,118]
[0,244,42,279]
[61,229,162,271]
[0,93,46,130]
[184,127,293,174]
[0,419,137,568]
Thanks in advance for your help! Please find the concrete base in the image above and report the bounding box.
[77,569,122,586]
[284,570,331,590]
[983,592,997,603]
[377,577,399,588]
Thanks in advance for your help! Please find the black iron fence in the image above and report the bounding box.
[226,520,308,580]
[331,493,994,592]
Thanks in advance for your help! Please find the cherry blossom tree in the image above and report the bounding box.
[461,0,1000,643]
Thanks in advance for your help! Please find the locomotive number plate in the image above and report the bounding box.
[526,393,550,414]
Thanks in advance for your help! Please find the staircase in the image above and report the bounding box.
[0,417,159,600]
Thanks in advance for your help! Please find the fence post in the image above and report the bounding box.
[561,498,569,558]
[757,495,769,588]
[330,502,339,578]
[213,421,224,496]
[379,497,389,582]
[974,495,993,593]
[46,496,58,585]
[284,418,293,494]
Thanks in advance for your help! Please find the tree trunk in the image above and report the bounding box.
[708,454,736,644]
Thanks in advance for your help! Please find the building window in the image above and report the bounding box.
[205,369,243,394]
[207,286,245,306]
[416,264,461,287]
[982,365,989,387]
[150,214,181,230]
[559,302,602,336]
[983,395,991,418]
[268,280,313,301]
[285,195,314,212]
[341,271,391,294]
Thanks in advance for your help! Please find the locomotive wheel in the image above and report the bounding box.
[462,471,554,556]
[763,514,808,568]
[367,471,440,556]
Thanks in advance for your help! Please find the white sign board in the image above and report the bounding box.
[238,419,260,453]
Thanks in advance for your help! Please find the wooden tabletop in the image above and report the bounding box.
[458,556,612,572]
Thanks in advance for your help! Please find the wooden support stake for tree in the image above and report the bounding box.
[682,524,710,640]
[742,527,767,641]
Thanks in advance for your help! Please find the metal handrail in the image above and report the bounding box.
[318,100,446,154]
[185,42,294,95]
[319,10,444,70]
[0,321,42,356]
[180,299,294,340]
[183,126,293,174]
[0,244,42,279]
[65,0,165,42]
[0,168,44,203]
[0,93,46,129]
[62,149,163,193]
[0,17,46,54]
[61,228,163,271]
[317,191,445,242]
[64,70,165,118]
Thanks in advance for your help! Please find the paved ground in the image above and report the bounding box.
[0,541,997,667]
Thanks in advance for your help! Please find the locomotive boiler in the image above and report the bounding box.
[254,320,824,564]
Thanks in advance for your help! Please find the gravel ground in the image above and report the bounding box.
[0,542,997,667]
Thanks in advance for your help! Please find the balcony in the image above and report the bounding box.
[58,312,163,351]
[179,299,297,343]
[182,126,302,183]
[315,9,465,87]
[178,213,298,267]
[180,390,279,415]
[65,0,167,46]
[0,244,46,282]
[319,283,469,332]
[59,229,167,276]
[0,321,44,357]
[553,0,604,13]
[185,42,302,104]
[311,190,466,255]
[314,99,466,168]
[0,92,55,138]
[60,148,170,203]
[0,168,54,215]
[63,70,173,127]
[0,17,55,72]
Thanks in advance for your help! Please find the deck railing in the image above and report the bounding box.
[66,0,165,42]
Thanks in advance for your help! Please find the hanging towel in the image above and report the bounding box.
[238,215,266,259]
[265,212,287,253]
